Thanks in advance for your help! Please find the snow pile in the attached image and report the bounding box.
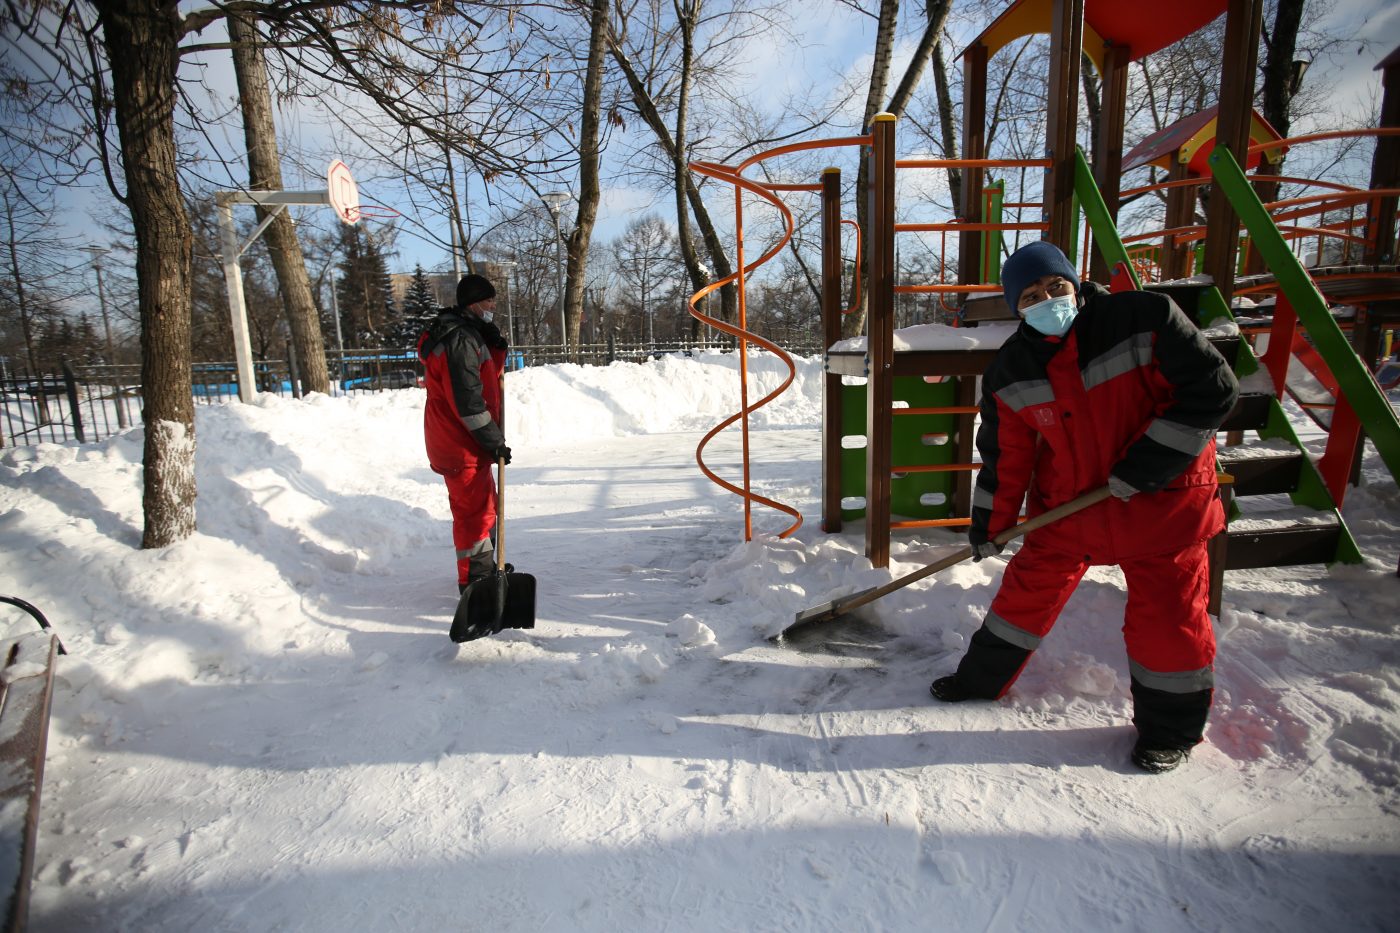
[1,354,1398,931]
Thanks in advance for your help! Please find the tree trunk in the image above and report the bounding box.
[1081,51,1102,167]
[674,1,708,342]
[1253,0,1304,206]
[848,0,900,339]
[2,205,40,375]
[227,13,331,395]
[931,33,961,212]
[96,0,197,548]
[566,0,609,356]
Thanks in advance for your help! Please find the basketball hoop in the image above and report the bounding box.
[342,204,401,223]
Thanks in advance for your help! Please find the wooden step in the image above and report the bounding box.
[1206,333,1241,366]
[1220,392,1273,433]
[1216,445,1306,496]
[1223,521,1342,569]
[1146,283,1211,318]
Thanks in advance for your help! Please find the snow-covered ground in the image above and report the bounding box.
[2,351,1397,932]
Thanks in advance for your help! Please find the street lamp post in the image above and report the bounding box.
[542,191,571,353]
[494,260,519,346]
[82,245,127,428]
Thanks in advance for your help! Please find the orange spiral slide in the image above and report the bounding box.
[687,136,869,541]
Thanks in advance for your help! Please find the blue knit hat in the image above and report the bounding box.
[1001,241,1079,313]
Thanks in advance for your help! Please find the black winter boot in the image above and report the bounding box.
[929,675,984,702]
[1131,741,1191,774]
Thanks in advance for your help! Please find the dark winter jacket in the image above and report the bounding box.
[970,281,1239,563]
[417,309,509,474]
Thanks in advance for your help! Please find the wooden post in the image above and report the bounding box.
[1044,0,1085,253]
[865,114,897,568]
[959,43,988,289]
[821,168,845,533]
[1363,45,1399,266]
[952,373,978,520]
[1161,160,1196,280]
[1089,42,1130,284]
[1202,0,1264,306]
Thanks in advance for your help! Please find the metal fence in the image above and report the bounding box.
[2,338,824,448]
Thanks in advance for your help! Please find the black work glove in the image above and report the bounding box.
[967,528,1003,562]
[493,445,512,466]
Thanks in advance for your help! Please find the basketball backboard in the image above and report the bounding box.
[328,160,360,225]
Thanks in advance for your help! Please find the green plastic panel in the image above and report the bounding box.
[981,181,1004,285]
[1072,148,1140,288]
[839,376,965,522]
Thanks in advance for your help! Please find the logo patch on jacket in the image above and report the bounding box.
[1033,407,1056,427]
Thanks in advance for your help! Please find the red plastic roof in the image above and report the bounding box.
[1085,0,1225,61]
[964,0,1226,63]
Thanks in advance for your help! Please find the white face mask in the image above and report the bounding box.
[1021,293,1078,337]
[480,310,494,324]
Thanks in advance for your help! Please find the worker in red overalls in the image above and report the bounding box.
[418,274,512,594]
[930,241,1239,774]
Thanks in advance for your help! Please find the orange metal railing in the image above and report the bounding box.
[1109,128,1399,282]
[688,135,870,540]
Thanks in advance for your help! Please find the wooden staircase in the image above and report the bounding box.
[1149,281,1363,611]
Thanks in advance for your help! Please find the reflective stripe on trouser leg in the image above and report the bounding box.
[956,540,1090,698]
[1120,540,1215,748]
[444,462,498,585]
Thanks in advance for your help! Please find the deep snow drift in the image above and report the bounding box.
[2,350,1397,931]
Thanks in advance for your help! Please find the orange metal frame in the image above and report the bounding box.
[688,135,870,540]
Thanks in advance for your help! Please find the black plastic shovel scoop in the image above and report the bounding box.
[450,459,536,643]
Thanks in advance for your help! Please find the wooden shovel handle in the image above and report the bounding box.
[830,485,1112,616]
[496,457,507,570]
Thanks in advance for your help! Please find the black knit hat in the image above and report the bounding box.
[456,273,496,309]
[1001,240,1080,313]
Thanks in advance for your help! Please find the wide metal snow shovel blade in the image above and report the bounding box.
[779,485,1112,641]
[448,459,536,643]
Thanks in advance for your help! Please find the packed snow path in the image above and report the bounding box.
[1,356,1396,931]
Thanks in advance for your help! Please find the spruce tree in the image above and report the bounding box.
[394,264,439,347]
[334,226,394,348]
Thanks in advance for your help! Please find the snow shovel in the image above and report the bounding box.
[450,458,537,642]
[780,485,1112,641]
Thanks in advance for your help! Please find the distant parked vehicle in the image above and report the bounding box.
[22,378,68,398]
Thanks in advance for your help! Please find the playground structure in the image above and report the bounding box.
[687,0,1400,588]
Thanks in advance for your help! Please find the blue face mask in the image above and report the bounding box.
[1021,293,1078,336]
[481,310,494,324]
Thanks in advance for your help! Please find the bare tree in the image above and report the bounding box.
[613,213,680,344]
[562,0,611,355]
[606,1,737,331]
[846,0,953,338]
[0,174,74,375]
[4,2,578,547]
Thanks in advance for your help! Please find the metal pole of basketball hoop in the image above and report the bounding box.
[543,191,571,352]
[214,161,369,403]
